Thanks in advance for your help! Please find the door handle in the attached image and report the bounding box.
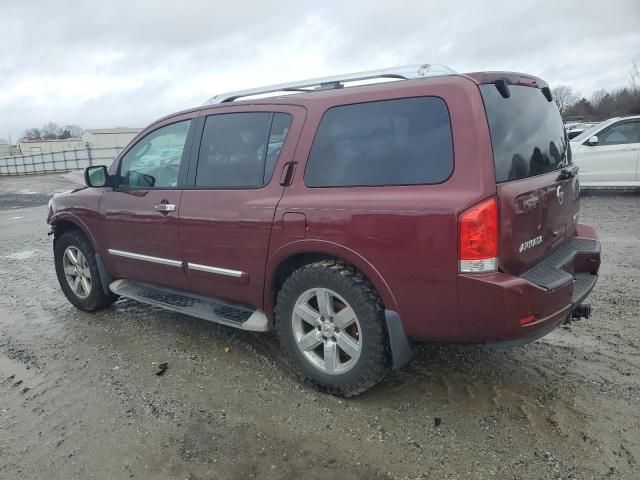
[280,162,295,186]
[154,203,176,212]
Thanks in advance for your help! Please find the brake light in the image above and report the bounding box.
[459,197,498,273]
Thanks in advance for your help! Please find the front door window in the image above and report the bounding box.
[118,120,192,189]
[598,121,640,146]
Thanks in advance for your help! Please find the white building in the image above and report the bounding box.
[17,138,83,155]
[0,138,11,157]
[8,127,143,160]
[81,128,142,149]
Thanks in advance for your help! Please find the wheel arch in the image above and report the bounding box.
[51,213,113,296]
[50,213,98,251]
[265,240,398,322]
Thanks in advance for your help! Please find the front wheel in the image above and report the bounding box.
[54,230,117,311]
[275,260,389,397]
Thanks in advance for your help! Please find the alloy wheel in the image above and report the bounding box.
[62,246,92,299]
[291,288,362,374]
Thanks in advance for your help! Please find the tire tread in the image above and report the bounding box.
[275,259,389,397]
[54,230,117,311]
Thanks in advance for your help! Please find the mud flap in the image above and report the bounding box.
[95,254,113,296]
[385,309,413,369]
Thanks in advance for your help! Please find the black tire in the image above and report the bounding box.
[275,260,389,397]
[54,230,117,311]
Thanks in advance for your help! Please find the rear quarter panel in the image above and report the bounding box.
[267,76,496,340]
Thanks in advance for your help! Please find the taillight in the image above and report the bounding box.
[459,197,498,273]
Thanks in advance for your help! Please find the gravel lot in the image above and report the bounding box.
[0,174,638,480]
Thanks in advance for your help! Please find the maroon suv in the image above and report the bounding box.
[47,64,600,396]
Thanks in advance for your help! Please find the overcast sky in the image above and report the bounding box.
[1,0,639,142]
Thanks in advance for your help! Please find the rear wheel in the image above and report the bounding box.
[54,230,117,311]
[276,260,389,397]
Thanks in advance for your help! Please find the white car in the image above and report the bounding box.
[570,116,640,188]
[566,122,599,140]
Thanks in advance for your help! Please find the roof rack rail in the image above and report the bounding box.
[204,63,456,105]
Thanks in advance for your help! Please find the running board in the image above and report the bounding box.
[109,279,269,332]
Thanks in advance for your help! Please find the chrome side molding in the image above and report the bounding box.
[107,249,183,268]
[187,262,244,278]
[107,249,246,278]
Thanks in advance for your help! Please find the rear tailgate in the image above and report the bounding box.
[479,80,580,276]
[496,170,579,275]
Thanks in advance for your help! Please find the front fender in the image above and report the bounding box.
[48,211,99,252]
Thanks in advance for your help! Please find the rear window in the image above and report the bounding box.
[481,84,569,183]
[304,97,453,187]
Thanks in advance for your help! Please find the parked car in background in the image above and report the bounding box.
[571,115,640,188]
[47,65,601,396]
[566,122,599,140]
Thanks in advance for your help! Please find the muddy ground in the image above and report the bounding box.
[0,173,638,480]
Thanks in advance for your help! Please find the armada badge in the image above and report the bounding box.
[519,235,543,253]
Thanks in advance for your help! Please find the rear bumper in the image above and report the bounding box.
[455,224,600,345]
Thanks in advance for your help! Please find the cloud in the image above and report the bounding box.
[1,0,639,141]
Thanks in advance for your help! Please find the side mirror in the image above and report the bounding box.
[84,165,110,188]
[586,135,599,146]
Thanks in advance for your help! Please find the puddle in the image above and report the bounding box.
[4,249,38,260]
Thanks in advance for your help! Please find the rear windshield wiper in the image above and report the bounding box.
[557,167,578,180]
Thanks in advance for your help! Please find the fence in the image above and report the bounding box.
[0,146,122,176]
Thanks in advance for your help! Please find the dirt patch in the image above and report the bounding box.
[0,193,53,210]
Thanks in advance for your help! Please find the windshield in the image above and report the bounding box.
[481,84,569,183]
[571,120,608,143]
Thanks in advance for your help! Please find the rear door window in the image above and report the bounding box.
[481,84,569,183]
[195,112,292,189]
[304,97,453,187]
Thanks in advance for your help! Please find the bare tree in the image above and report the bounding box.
[565,86,640,120]
[552,85,579,116]
[64,125,84,138]
[20,128,42,141]
[590,89,608,108]
[41,122,61,140]
[19,123,84,141]
[629,62,640,93]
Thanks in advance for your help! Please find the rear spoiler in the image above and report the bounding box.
[464,71,552,101]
